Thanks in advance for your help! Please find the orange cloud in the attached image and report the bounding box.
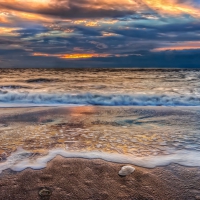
[102,32,120,37]
[0,27,21,36]
[152,41,200,52]
[32,52,109,59]
[32,52,137,59]
[0,12,11,23]
[0,0,199,21]
[17,11,53,22]
[60,54,99,59]
[144,0,200,17]
[0,10,54,25]
[74,20,100,27]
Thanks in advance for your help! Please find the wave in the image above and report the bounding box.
[0,91,200,106]
[1,148,200,174]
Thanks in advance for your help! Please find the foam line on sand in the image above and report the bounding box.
[1,148,200,173]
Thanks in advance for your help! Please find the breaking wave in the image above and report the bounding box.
[0,91,200,106]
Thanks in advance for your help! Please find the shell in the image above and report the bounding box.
[118,166,135,176]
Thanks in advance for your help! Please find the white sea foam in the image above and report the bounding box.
[1,148,200,174]
[0,91,200,106]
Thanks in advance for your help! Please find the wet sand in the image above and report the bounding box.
[0,106,200,199]
[0,156,200,200]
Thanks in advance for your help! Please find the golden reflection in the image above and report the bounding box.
[0,106,198,158]
[69,106,96,117]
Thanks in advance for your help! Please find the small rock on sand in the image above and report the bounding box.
[0,152,7,161]
[119,166,135,176]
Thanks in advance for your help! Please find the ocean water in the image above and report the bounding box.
[0,68,200,172]
[1,68,200,106]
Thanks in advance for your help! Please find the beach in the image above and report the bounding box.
[1,69,200,199]
[1,156,200,200]
[0,106,200,199]
[1,0,200,195]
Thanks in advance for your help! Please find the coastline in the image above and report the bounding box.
[0,156,200,200]
[0,106,200,199]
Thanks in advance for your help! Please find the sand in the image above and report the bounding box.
[0,106,200,199]
[0,157,200,200]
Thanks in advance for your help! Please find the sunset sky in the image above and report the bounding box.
[0,0,200,68]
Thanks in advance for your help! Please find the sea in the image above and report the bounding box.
[0,68,200,172]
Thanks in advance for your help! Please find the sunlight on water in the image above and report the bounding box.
[0,69,200,106]
[0,106,200,162]
[1,69,200,172]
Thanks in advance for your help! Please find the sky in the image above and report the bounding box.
[0,0,200,68]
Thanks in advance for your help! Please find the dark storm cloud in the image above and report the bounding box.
[87,50,200,68]
[0,49,27,56]
[135,22,200,33]
[0,38,21,45]
[73,26,102,37]
[98,19,200,44]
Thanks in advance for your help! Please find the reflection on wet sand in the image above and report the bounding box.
[1,106,200,162]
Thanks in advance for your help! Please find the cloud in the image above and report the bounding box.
[0,0,137,19]
[32,52,110,59]
[151,41,200,51]
[3,49,200,68]
[0,0,200,68]
[0,0,199,21]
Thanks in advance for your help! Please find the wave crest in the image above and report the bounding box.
[0,91,199,106]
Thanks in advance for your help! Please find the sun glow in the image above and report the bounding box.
[60,54,96,59]
[32,53,109,59]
